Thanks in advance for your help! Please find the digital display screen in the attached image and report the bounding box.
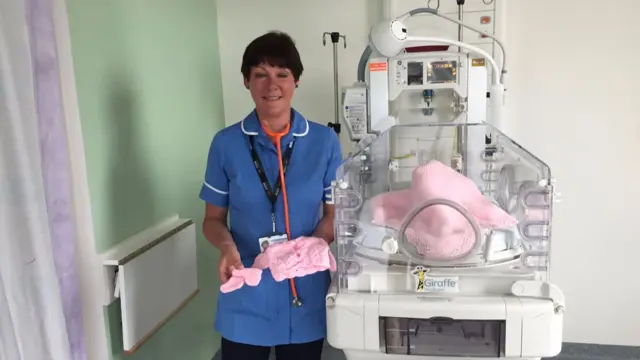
[427,60,457,84]
[407,61,424,85]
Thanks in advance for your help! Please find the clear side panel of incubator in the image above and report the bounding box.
[333,123,556,295]
[483,127,555,276]
[379,316,505,357]
[333,130,394,292]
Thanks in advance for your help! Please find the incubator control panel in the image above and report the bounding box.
[391,57,458,87]
[388,53,465,100]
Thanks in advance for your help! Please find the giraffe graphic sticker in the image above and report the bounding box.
[411,266,460,293]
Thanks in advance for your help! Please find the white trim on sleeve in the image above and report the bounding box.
[204,181,228,195]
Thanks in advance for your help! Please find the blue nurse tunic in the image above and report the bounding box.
[199,108,343,346]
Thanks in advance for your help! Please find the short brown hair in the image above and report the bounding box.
[241,31,304,81]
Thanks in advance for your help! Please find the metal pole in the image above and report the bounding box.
[457,0,465,52]
[332,41,339,129]
[456,0,466,173]
[323,32,346,134]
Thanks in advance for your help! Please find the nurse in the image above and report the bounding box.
[200,31,342,360]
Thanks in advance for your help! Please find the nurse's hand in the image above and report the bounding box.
[219,243,243,283]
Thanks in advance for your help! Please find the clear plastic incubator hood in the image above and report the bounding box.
[326,122,564,360]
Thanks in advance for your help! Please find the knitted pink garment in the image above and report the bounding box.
[370,160,518,259]
[253,236,337,282]
[220,268,263,293]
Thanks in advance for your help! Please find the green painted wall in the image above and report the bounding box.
[66,1,224,359]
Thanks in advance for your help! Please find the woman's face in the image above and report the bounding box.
[244,63,298,118]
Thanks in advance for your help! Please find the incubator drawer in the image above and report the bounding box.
[380,316,504,357]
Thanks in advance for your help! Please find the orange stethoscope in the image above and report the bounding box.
[260,122,302,307]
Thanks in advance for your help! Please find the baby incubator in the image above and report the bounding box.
[325,122,564,360]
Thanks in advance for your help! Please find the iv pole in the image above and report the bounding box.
[322,32,346,134]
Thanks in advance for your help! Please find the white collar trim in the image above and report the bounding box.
[241,116,309,137]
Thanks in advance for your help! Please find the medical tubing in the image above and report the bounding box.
[408,7,507,84]
[356,46,373,82]
[275,136,301,306]
[408,36,500,85]
[396,198,483,266]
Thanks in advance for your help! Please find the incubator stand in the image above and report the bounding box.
[325,123,564,360]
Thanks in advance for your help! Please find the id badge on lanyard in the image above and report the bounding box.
[258,214,287,253]
[249,136,295,253]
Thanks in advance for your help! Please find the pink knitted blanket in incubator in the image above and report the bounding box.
[370,160,518,259]
[220,236,336,293]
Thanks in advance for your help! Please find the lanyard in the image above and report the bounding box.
[248,136,295,233]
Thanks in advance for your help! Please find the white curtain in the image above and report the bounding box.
[0,0,86,359]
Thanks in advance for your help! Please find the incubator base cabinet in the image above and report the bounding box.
[326,294,562,360]
[325,123,564,360]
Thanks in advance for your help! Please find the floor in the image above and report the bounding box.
[551,343,640,360]
[212,342,640,360]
